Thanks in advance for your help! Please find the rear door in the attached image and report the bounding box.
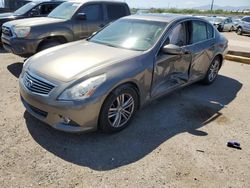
[187,20,215,81]
[152,21,192,97]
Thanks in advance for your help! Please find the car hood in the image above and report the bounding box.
[4,17,64,27]
[27,41,142,82]
[0,12,14,19]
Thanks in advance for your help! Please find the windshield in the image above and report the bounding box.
[89,19,167,51]
[214,17,224,22]
[48,2,80,20]
[14,2,37,15]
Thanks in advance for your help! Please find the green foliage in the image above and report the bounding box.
[133,8,250,16]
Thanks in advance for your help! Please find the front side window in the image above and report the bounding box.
[191,21,207,44]
[166,23,186,46]
[106,4,127,20]
[90,19,167,51]
[80,4,102,21]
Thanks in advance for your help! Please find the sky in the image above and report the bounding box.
[0,0,250,9]
[124,0,250,8]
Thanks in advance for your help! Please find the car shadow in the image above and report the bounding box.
[25,75,242,171]
[7,62,23,78]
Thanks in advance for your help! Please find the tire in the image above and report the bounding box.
[99,85,139,133]
[38,40,61,52]
[237,27,242,35]
[229,26,233,32]
[202,57,221,85]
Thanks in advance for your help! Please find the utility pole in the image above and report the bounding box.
[211,0,214,11]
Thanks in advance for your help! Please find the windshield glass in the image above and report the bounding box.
[89,19,167,51]
[214,17,224,22]
[48,2,80,20]
[14,2,37,15]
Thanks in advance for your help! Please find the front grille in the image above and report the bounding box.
[23,72,55,95]
[2,26,12,37]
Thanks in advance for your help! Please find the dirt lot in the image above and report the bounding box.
[0,47,250,188]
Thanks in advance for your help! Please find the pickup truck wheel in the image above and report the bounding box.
[38,40,61,52]
[236,27,242,35]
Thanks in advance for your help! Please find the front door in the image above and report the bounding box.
[78,4,104,39]
[152,22,192,97]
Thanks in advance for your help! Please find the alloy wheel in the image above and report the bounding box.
[208,59,220,82]
[108,93,135,128]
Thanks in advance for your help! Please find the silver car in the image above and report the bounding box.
[19,14,228,133]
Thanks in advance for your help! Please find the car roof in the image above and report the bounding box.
[122,14,197,23]
[65,0,126,5]
[30,0,64,3]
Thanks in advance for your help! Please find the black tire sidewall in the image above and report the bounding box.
[39,41,61,52]
[99,85,139,133]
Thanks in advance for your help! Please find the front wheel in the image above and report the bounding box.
[38,40,61,52]
[99,85,139,133]
[236,27,242,35]
[202,58,221,85]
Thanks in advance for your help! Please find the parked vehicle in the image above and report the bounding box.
[0,1,63,39]
[232,18,241,31]
[206,16,234,32]
[1,1,130,57]
[19,14,228,133]
[236,16,250,35]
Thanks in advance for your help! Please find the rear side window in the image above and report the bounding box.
[81,4,103,21]
[191,21,207,44]
[106,4,127,20]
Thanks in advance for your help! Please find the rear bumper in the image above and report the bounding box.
[1,35,40,56]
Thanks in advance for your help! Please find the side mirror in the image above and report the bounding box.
[76,13,86,20]
[161,44,185,55]
[29,9,39,17]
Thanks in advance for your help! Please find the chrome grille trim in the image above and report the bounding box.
[2,26,12,37]
[23,72,56,95]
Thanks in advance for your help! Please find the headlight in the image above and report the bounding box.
[13,26,30,38]
[58,74,106,101]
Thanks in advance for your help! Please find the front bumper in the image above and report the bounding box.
[1,35,40,56]
[19,77,102,133]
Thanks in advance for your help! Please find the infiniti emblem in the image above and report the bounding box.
[26,79,33,88]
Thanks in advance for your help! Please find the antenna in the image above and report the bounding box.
[211,0,215,11]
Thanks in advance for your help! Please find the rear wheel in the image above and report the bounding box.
[99,85,139,133]
[202,57,221,85]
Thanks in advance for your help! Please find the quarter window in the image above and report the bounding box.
[106,4,127,20]
[81,4,102,21]
[207,24,214,39]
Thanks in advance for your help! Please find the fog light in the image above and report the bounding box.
[61,116,71,124]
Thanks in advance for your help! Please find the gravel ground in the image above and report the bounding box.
[0,47,250,188]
